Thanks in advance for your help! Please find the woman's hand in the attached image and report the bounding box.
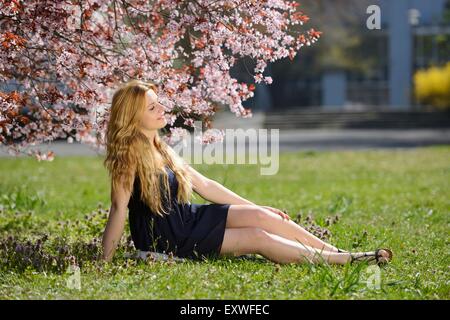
[259,205,291,221]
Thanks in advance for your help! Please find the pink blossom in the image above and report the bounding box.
[264,77,273,84]
[0,0,321,157]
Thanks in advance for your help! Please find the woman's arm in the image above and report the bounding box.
[185,164,257,206]
[101,177,133,262]
[101,205,127,262]
[184,163,291,220]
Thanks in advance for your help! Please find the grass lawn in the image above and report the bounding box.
[0,146,449,299]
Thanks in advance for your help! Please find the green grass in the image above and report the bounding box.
[0,146,449,299]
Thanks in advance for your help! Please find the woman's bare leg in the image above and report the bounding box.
[226,205,343,253]
[219,227,389,265]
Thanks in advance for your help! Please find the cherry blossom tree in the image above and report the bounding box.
[0,0,321,160]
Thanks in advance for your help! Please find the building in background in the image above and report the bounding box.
[243,0,449,111]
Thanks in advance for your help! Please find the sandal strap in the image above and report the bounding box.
[350,248,391,265]
[350,252,377,264]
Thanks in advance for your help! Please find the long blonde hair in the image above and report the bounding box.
[103,80,193,217]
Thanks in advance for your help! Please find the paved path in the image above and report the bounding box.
[1,128,449,157]
[275,128,450,151]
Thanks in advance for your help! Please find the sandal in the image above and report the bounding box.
[350,248,393,266]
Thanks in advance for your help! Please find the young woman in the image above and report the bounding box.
[101,80,393,266]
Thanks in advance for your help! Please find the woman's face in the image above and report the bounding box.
[140,89,167,131]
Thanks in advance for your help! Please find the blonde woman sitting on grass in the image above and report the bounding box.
[101,80,393,266]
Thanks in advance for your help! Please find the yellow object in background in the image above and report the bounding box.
[414,62,450,110]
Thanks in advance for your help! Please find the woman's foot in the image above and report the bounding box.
[349,248,393,265]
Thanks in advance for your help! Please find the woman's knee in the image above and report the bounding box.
[244,226,271,245]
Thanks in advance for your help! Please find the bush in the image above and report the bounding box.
[414,62,450,110]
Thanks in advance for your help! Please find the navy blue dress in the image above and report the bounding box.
[127,165,230,261]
